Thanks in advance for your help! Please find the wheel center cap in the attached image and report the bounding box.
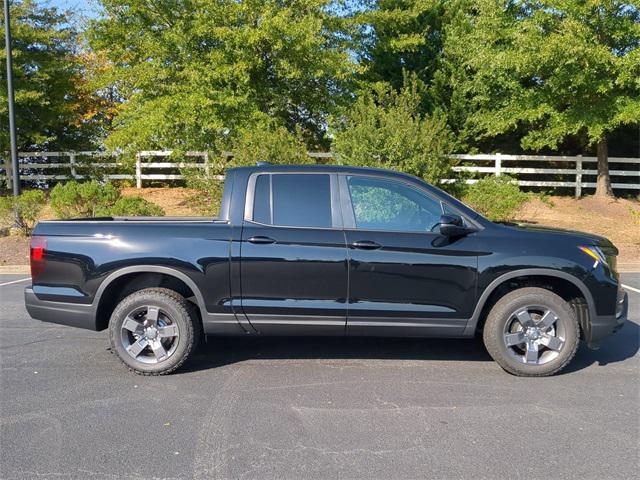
[525,327,540,340]
[146,327,158,340]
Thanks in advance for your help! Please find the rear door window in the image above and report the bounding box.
[252,174,333,228]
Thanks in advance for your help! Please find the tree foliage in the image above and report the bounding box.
[0,0,99,152]
[229,122,312,167]
[2,0,638,197]
[356,0,445,102]
[438,0,640,193]
[87,0,358,152]
[331,76,454,184]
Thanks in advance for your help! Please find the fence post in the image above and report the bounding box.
[575,155,583,198]
[495,153,502,177]
[135,153,142,188]
[204,152,210,176]
[69,153,77,179]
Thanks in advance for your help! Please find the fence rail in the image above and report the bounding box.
[2,151,639,197]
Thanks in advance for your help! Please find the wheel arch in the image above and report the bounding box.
[464,268,595,337]
[94,266,207,331]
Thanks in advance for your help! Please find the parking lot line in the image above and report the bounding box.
[622,283,640,294]
[0,277,30,287]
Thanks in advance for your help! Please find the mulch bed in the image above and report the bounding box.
[0,236,30,266]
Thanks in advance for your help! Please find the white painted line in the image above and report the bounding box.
[622,284,640,294]
[0,277,31,287]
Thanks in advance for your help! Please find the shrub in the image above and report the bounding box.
[182,168,224,216]
[463,175,528,221]
[230,123,312,167]
[50,180,120,218]
[0,190,46,234]
[50,180,164,218]
[103,196,165,217]
[331,76,454,185]
[629,206,640,225]
[180,122,313,216]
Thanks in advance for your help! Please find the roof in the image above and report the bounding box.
[228,163,423,183]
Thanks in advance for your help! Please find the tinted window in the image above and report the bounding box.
[252,174,332,228]
[253,174,271,224]
[347,176,443,231]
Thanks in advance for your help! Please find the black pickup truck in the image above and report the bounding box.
[25,165,627,376]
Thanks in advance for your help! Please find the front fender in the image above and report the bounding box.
[462,268,596,337]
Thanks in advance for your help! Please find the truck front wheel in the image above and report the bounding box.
[109,288,201,375]
[483,287,580,377]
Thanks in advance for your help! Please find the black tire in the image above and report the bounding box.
[483,287,580,377]
[109,288,202,375]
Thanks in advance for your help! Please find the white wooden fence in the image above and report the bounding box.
[449,153,640,197]
[2,151,638,197]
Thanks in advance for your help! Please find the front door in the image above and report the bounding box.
[240,172,348,335]
[341,175,479,336]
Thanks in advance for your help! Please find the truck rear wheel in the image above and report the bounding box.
[483,287,580,377]
[109,288,201,375]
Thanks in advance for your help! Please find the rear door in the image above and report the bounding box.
[340,174,479,337]
[240,172,348,334]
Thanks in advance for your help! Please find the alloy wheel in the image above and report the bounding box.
[120,306,179,364]
[502,305,566,365]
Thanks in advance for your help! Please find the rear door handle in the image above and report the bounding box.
[247,236,276,245]
[351,240,382,250]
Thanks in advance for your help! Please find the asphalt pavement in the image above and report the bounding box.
[1,273,639,479]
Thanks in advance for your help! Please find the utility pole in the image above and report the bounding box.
[4,0,20,198]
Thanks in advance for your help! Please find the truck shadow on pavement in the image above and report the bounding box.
[564,318,639,373]
[182,319,639,374]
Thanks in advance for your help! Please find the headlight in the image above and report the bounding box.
[579,245,606,268]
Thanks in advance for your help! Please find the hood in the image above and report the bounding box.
[497,222,617,252]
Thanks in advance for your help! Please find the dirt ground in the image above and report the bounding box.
[1,190,638,268]
[515,196,640,268]
[0,235,31,266]
[120,187,200,216]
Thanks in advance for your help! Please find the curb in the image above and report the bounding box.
[0,265,30,274]
[618,263,640,273]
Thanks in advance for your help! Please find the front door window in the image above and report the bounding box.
[347,176,444,232]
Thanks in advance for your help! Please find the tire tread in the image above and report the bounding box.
[108,288,202,376]
[483,287,580,377]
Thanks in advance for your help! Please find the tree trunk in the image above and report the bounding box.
[595,136,614,197]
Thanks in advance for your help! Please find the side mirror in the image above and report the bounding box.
[438,214,474,237]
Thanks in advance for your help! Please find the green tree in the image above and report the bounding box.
[230,122,312,166]
[0,0,96,152]
[331,76,454,184]
[439,0,640,197]
[182,121,314,215]
[356,0,446,102]
[88,0,358,152]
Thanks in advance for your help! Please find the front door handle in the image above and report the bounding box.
[351,240,382,250]
[247,236,276,245]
